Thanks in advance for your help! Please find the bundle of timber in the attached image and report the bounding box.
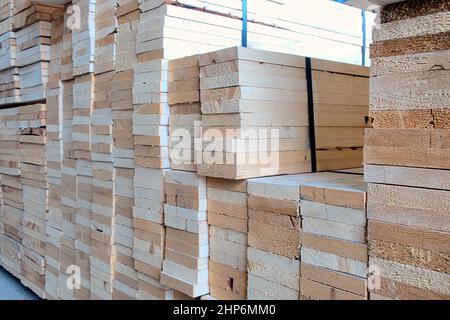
[0,67,19,105]
[132,167,170,299]
[246,175,302,299]
[136,0,371,64]
[168,54,200,172]
[207,178,248,300]
[18,103,48,299]
[365,0,450,300]
[196,46,369,179]
[197,47,311,180]
[0,0,15,71]
[246,171,368,300]
[161,170,209,298]
[299,172,368,300]
[132,59,170,170]
[44,11,64,300]
[0,107,22,279]
[0,1,64,104]
[72,0,95,76]
[0,0,16,70]
[0,1,17,104]
[0,103,48,298]
[0,0,377,301]
[310,58,369,171]
[91,0,119,294]
[112,2,139,300]
[58,76,76,300]
[14,3,63,103]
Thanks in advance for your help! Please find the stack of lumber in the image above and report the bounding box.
[55,5,76,300]
[364,0,450,300]
[196,46,369,179]
[246,175,301,300]
[18,103,48,299]
[246,171,369,300]
[132,5,171,173]
[135,0,373,65]
[69,0,96,300]
[197,47,311,180]
[0,1,14,70]
[132,167,170,299]
[0,0,377,301]
[299,172,368,300]
[161,170,209,298]
[135,1,230,60]
[72,0,95,76]
[168,54,200,172]
[0,1,64,103]
[14,3,62,103]
[60,6,72,81]
[0,104,49,298]
[0,107,22,279]
[44,11,64,300]
[112,1,139,300]
[207,178,248,300]
[89,0,118,301]
[0,66,19,105]
[311,59,369,171]
[15,20,50,102]
[132,58,170,170]
[59,77,76,300]
[94,0,117,75]
[0,0,18,104]
[131,2,169,301]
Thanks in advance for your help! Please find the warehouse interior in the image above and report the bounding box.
[0,0,448,301]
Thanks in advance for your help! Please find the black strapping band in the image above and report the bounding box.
[305,57,317,172]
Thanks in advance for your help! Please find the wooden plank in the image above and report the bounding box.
[364,129,450,170]
[364,164,450,190]
[368,183,450,233]
[301,263,367,298]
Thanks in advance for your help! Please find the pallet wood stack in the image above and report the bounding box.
[364,0,450,300]
[168,54,200,172]
[299,172,368,300]
[207,178,248,300]
[161,170,209,298]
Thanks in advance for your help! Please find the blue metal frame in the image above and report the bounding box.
[361,10,367,66]
[241,0,248,47]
